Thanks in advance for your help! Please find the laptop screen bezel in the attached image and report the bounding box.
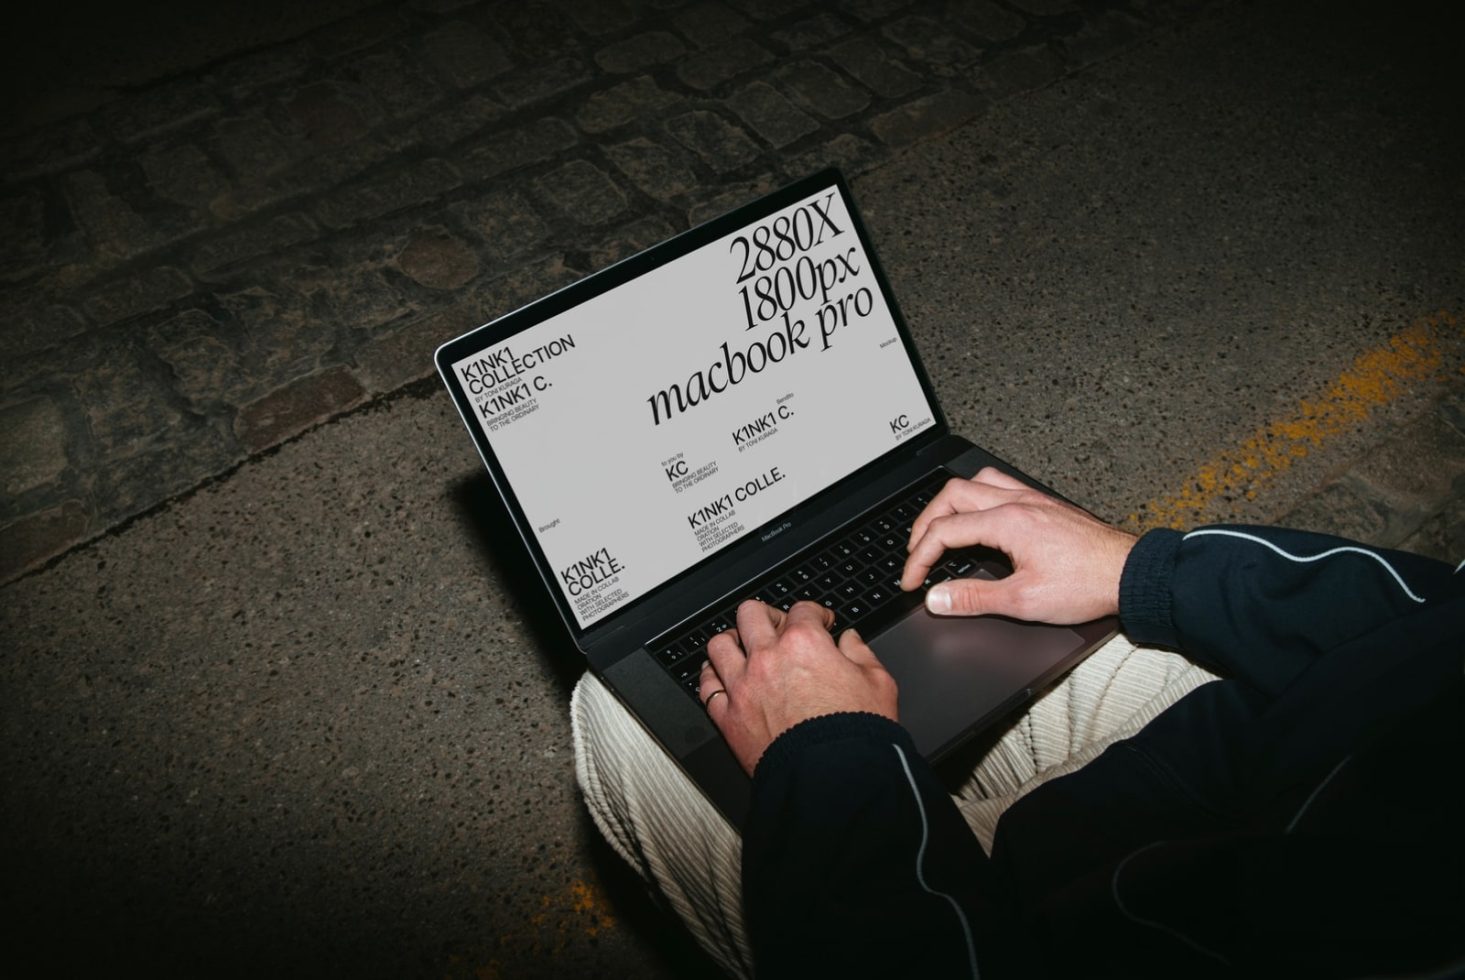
[436,168,951,641]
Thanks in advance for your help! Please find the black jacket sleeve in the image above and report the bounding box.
[1120,525,1457,696]
[742,712,998,980]
[741,527,1463,978]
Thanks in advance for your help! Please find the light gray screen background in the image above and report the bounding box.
[450,185,937,628]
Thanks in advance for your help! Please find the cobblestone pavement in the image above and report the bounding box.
[0,0,1209,583]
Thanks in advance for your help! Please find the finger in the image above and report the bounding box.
[969,466,1028,491]
[782,599,835,635]
[972,467,1088,522]
[907,476,1022,552]
[906,477,967,553]
[902,506,1031,591]
[698,658,721,693]
[900,544,935,592]
[697,660,726,705]
[925,571,1027,619]
[734,599,784,654]
[902,509,1002,590]
[706,630,747,687]
[702,680,731,721]
[836,627,881,668]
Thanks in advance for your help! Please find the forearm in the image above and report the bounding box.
[1120,525,1456,695]
[743,713,1002,979]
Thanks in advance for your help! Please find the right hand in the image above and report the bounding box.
[901,467,1136,624]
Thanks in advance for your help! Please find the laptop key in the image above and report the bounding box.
[674,655,705,683]
[657,485,950,682]
[815,571,842,592]
[653,482,936,692]
[943,556,975,576]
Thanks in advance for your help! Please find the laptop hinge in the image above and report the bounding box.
[582,434,979,664]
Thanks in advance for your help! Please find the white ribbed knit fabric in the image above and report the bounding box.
[570,634,1218,977]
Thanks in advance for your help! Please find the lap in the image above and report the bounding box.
[950,634,1218,851]
[572,674,753,978]
[571,636,1218,975]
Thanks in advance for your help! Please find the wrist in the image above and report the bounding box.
[1103,529,1139,615]
[1118,528,1183,643]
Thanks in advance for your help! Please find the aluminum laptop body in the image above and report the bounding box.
[436,169,1115,826]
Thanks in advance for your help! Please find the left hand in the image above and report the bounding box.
[698,600,899,776]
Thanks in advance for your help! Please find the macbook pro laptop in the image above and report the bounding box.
[436,169,1116,825]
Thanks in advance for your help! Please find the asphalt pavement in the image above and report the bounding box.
[2,1,1462,977]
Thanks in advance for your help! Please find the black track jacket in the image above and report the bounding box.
[742,526,1464,978]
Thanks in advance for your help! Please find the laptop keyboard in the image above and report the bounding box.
[650,472,1005,703]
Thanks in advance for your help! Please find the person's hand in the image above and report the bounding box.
[901,467,1136,624]
[698,600,898,775]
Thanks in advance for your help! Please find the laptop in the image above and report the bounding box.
[436,169,1116,826]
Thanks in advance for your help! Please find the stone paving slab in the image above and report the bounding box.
[1,0,1213,584]
[1281,386,1465,561]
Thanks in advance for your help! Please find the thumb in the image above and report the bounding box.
[837,627,880,667]
[925,576,1021,618]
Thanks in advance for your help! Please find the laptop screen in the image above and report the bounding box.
[445,178,938,629]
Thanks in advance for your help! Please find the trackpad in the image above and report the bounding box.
[868,609,1087,758]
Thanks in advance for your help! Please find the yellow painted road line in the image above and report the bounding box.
[1130,310,1462,531]
[449,876,620,979]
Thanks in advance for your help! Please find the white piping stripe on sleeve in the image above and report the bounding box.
[1111,841,1231,966]
[1286,755,1351,834]
[892,744,980,980]
[1182,528,1427,604]
[1455,557,1464,574]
